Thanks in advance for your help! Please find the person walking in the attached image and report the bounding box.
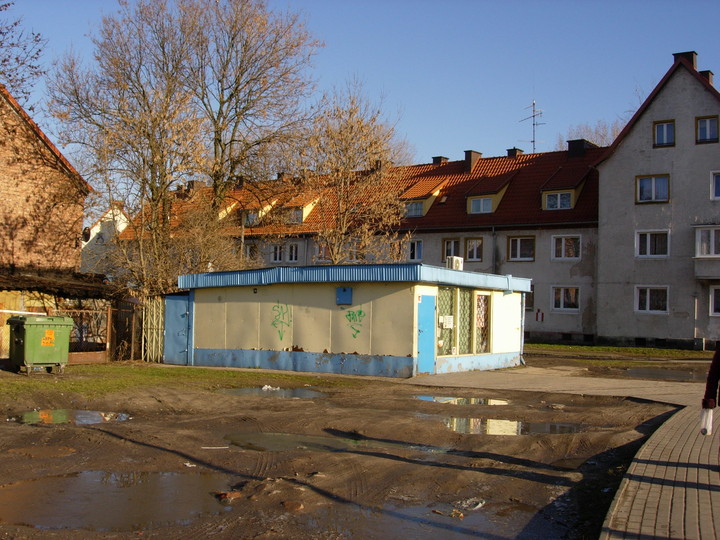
[702,343,720,434]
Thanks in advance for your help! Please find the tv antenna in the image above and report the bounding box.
[520,100,545,153]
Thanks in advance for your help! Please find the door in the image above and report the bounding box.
[417,295,436,374]
[163,293,191,365]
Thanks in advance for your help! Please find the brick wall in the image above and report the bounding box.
[0,92,85,272]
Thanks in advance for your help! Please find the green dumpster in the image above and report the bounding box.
[7,316,74,375]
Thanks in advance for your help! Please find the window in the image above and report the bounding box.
[636,286,668,313]
[552,235,580,259]
[405,201,423,217]
[508,237,535,261]
[653,120,675,147]
[288,208,303,224]
[525,285,534,311]
[697,116,719,143]
[244,243,259,261]
[712,172,720,200]
[244,212,259,226]
[469,197,492,214]
[443,239,460,261]
[552,287,579,311]
[545,192,572,210]
[315,243,331,262]
[636,231,669,257]
[466,238,483,261]
[271,244,284,263]
[636,175,669,202]
[408,239,423,261]
[287,243,299,263]
[711,287,720,316]
[696,227,720,257]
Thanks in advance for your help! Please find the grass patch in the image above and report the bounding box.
[0,362,366,400]
[524,343,711,360]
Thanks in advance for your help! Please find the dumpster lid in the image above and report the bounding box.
[7,315,74,325]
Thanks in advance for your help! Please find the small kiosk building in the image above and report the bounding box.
[166,264,531,378]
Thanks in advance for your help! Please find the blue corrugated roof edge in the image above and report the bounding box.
[177,264,532,293]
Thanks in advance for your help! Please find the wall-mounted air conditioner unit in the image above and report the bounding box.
[446,256,464,270]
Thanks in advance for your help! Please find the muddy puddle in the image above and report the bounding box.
[218,386,326,399]
[443,417,584,435]
[623,367,705,381]
[0,471,232,531]
[416,395,510,406]
[9,409,130,425]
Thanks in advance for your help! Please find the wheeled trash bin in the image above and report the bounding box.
[7,316,73,375]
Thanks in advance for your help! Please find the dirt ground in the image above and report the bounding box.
[0,356,689,539]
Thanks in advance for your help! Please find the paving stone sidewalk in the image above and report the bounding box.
[404,366,720,540]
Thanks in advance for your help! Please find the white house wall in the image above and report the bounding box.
[598,65,720,345]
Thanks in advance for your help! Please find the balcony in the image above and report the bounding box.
[694,257,720,279]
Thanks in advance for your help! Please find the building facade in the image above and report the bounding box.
[597,51,720,348]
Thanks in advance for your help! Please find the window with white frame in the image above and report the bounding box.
[408,239,423,261]
[466,238,483,261]
[636,286,668,313]
[469,197,492,214]
[552,235,580,259]
[711,287,720,316]
[653,120,675,147]
[697,116,719,143]
[508,236,535,261]
[552,287,579,311]
[405,201,423,217]
[712,172,720,200]
[636,175,669,202]
[696,227,720,257]
[287,243,299,263]
[244,211,259,226]
[545,192,572,210]
[443,239,460,261]
[525,285,534,311]
[636,230,669,258]
[271,244,284,263]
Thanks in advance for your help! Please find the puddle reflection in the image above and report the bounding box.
[218,387,326,399]
[0,471,232,531]
[416,396,510,406]
[10,409,130,425]
[444,417,583,435]
[624,367,703,381]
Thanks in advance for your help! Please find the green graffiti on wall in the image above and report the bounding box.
[271,301,292,340]
[344,308,366,338]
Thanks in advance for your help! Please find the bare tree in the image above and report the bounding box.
[48,0,319,295]
[0,1,46,107]
[292,80,411,264]
[178,0,320,207]
[49,0,207,296]
[555,118,624,149]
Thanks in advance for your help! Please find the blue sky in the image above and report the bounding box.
[13,0,720,163]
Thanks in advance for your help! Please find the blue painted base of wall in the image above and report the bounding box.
[435,352,523,374]
[192,349,416,378]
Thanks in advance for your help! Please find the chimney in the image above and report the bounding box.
[464,150,481,172]
[110,200,125,211]
[701,70,714,86]
[432,156,448,165]
[506,147,524,158]
[567,139,598,158]
[673,51,697,70]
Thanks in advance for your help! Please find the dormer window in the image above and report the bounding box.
[288,208,303,224]
[244,212,259,226]
[545,191,572,210]
[469,197,492,214]
[405,201,423,217]
[653,120,675,147]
